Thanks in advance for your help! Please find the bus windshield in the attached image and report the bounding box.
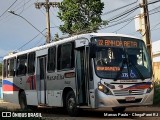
[91,36,152,80]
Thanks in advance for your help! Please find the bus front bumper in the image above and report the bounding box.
[97,89,154,108]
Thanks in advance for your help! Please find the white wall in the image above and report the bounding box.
[152,40,160,62]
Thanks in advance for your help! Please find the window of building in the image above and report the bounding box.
[47,47,56,72]
[16,54,27,76]
[28,52,35,74]
[57,42,74,70]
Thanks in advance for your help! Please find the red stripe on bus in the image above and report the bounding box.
[34,76,36,90]
[3,85,19,91]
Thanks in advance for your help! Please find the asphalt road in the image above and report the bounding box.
[0,100,159,120]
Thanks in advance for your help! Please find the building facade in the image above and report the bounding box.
[152,40,160,82]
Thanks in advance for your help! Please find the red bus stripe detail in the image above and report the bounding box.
[3,85,19,91]
[34,76,36,90]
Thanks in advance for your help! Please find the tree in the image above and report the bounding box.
[58,0,106,35]
[54,33,59,41]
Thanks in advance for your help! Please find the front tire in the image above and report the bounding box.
[112,107,126,112]
[19,91,27,110]
[66,91,79,116]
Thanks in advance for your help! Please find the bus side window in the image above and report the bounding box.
[3,60,7,78]
[16,54,27,76]
[8,58,16,77]
[57,42,74,70]
[28,52,35,75]
[47,47,56,72]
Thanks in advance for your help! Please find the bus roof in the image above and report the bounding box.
[3,33,140,60]
[90,33,140,39]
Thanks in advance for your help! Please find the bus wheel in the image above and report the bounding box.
[19,91,27,110]
[112,107,126,112]
[66,91,79,116]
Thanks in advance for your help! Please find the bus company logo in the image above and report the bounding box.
[2,112,11,117]
[129,90,132,94]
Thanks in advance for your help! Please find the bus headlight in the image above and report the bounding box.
[98,83,112,95]
[146,82,154,93]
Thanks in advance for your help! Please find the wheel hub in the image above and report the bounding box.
[68,98,75,109]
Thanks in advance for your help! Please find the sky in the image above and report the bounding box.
[0,0,160,61]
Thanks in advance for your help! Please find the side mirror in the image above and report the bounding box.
[89,43,97,58]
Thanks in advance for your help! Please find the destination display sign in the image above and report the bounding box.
[97,39,138,48]
[96,66,120,71]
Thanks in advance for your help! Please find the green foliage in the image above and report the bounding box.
[54,33,59,41]
[153,83,160,105]
[58,0,107,34]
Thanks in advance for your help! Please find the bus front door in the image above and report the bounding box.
[37,56,47,105]
[76,47,89,106]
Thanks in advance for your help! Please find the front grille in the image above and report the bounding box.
[117,98,142,104]
[113,89,144,96]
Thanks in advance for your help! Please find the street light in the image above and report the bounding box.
[8,10,45,37]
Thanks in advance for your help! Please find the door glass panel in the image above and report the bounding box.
[40,58,45,80]
[76,49,87,104]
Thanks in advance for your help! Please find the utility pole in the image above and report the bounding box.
[139,0,152,57]
[138,0,155,79]
[35,0,59,43]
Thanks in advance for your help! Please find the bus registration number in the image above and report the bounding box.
[125,97,135,101]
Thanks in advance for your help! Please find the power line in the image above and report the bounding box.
[8,10,45,37]
[108,6,139,23]
[14,0,32,13]
[0,0,18,18]
[1,1,159,49]
[103,0,160,18]
[149,5,160,12]
[109,7,137,23]
[0,0,33,24]
[148,0,160,5]
[94,0,160,33]
[101,10,160,31]
[15,28,46,51]
[151,21,160,30]
[19,0,26,15]
[15,26,59,51]
[101,2,160,30]
[152,26,160,31]
[125,11,160,35]
[106,0,160,23]
[113,19,133,33]
[69,5,160,36]
[12,0,27,9]
[150,9,160,15]
[32,35,45,48]
[40,8,58,27]
[80,10,158,35]
[50,9,61,24]
[102,0,138,15]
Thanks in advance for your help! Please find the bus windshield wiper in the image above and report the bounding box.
[128,59,145,80]
[113,37,144,81]
[114,58,127,81]
[114,37,131,81]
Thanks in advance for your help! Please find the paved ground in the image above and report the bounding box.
[0,100,159,120]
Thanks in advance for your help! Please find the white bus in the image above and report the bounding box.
[2,33,153,116]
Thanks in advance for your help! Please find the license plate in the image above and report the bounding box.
[125,97,135,101]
